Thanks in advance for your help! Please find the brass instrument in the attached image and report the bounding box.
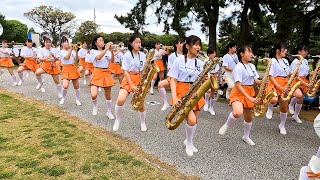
[307,55,320,97]
[280,55,304,102]
[131,49,160,111]
[214,58,225,101]
[162,46,174,51]
[166,56,219,130]
[253,58,277,117]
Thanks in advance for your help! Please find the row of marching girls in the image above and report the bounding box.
[218,43,312,147]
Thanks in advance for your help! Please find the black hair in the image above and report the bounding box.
[173,38,184,52]
[60,36,69,45]
[182,35,202,55]
[226,42,237,51]
[26,39,32,43]
[237,45,251,62]
[91,34,104,50]
[32,42,36,47]
[154,40,160,46]
[128,34,141,52]
[1,39,7,43]
[293,44,307,55]
[269,43,287,58]
[207,47,216,55]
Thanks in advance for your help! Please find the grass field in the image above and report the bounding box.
[0,89,196,179]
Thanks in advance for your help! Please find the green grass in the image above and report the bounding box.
[0,91,194,179]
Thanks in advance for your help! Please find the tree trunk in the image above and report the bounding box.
[207,0,219,49]
[239,0,250,46]
[301,17,311,46]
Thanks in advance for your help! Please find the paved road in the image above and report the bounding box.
[0,72,319,179]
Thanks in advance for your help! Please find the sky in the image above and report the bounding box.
[1,0,239,43]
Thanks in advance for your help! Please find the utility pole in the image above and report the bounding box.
[94,8,96,23]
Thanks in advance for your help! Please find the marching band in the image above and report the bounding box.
[0,32,319,160]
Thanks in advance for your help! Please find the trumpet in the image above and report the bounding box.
[162,46,174,51]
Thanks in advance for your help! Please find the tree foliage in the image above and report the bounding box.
[0,14,28,43]
[73,21,100,44]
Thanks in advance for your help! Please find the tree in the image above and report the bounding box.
[0,13,15,41]
[24,5,76,43]
[73,21,100,43]
[6,20,28,42]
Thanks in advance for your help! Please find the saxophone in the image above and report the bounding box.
[280,55,304,102]
[165,57,219,130]
[131,49,160,111]
[307,55,320,97]
[253,58,277,117]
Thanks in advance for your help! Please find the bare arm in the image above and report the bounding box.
[224,66,233,71]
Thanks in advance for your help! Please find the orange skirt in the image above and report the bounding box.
[154,60,165,71]
[40,61,61,75]
[20,57,39,72]
[86,63,94,73]
[78,58,86,68]
[170,82,205,111]
[0,58,14,67]
[61,64,81,80]
[89,68,115,87]
[56,59,63,67]
[266,77,288,96]
[120,72,141,93]
[293,76,309,94]
[109,62,123,75]
[230,85,255,108]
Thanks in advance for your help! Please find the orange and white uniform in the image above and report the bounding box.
[85,53,94,73]
[120,51,146,93]
[37,47,61,75]
[167,52,183,83]
[153,49,165,71]
[89,49,115,87]
[0,47,14,67]
[78,48,88,68]
[59,49,81,80]
[230,62,259,108]
[20,46,39,72]
[109,51,124,75]
[289,57,309,94]
[266,58,290,95]
[168,55,205,110]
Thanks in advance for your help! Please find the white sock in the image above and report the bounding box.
[293,104,302,117]
[18,73,23,81]
[62,88,68,99]
[75,89,80,101]
[139,111,146,125]
[56,84,62,94]
[159,88,169,105]
[186,124,195,146]
[36,75,43,84]
[93,99,97,108]
[316,146,320,158]
[150,80,156,90]
[225,112,237,127]
[279,112,287,128]
[243,121,252,139]
[11,74,16,82]
[106,99,112,114]
[115,104,123,122]
[210,99,215,110]
[268,103,274,112]
[290,97,299,107]
[205,92,210,105]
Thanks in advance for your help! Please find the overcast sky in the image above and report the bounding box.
[1,0,239,43]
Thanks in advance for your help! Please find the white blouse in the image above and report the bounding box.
[0,48,12,58]
[233,62,259,86]
[59,49,76,65]
[289,58,309,76]
[78,48,88,58]
[269,58,290,77]
[222,53,239,70]
[152,49,164,61]
[122,51,146,72]
[90,49,112,68]
[37,48,59,62]
[114,52,123,63]
[168,52,182,69]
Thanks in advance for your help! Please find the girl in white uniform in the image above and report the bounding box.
[89,35,115,119]
[203,48,220,115]
[218,45,261,145]
[59,37,81,106]
[77,42,88,85]
[150,41,165,94]
[84,49,93,84]
[168,35,205,157]
[109,49,124,84]
[288,45,309,123]
[222,42,238,99]
[35,35,63,98]
[158,38,184,111]
[113,34,147,132]
[0,40,17,85]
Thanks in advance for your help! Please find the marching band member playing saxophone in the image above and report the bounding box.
[17,39,40,86]
[203,48,220,115]
[168,35,204,157]
[0,40,17,86]
[78,42,88,85]
[158,38,184,111]
[150,41,165,95]
[35,34,63,98]
[113,34,147,132]
[89,35,115,119]
[58,36,82,106]
[218,45,261,146]
[288,45,309,123]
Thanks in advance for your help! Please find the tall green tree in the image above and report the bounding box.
[6,20,28,42]
[73,21,100,44]
[0,13,15,41]
[24,5,76,43]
